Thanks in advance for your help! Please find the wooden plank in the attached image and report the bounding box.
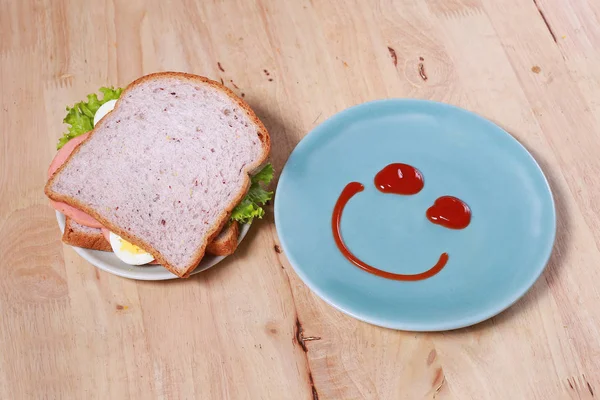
[1,0,600,398]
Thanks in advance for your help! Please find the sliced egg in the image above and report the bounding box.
[93,99,117,126]
[109,232,155,265]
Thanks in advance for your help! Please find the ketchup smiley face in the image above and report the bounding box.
[332,163,471,282]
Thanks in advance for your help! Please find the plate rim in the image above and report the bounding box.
[56,211,251,281]
[274,98,556,331]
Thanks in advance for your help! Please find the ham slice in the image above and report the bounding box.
[48,133,102,228]
[101,227,111,242]
[48,133,90,178]
[52,200,103,228]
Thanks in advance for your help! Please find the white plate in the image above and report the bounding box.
[56,211,251,280]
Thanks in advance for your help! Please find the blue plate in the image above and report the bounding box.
[275,99,555,331]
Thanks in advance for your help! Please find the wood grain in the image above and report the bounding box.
[1,0,599,398]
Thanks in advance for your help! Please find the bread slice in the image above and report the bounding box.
[63,217,240,255]
[206,221,239,256]
[46,72,269,277]
[62,217,112,251]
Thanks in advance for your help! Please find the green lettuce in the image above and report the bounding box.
[231,163,274,224]
[56,87,123,149]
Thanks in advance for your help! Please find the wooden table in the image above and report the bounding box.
[2,0,599,398]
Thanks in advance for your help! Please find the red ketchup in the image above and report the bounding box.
[331,181,448,282]
[374,163,424,195]
[426,196,471,229]
[331,163,471,282]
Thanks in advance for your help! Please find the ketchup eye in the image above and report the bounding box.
[373,163,471,228]
[426,196,471,230]
[374,163,424,195]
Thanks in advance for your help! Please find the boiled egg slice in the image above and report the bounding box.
[109,232,155,265]
[93,99,117,126]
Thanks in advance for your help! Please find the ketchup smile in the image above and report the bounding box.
[331,163,471,282]
[331,182,449,281]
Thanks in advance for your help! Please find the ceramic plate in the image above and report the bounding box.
[56,211,250,280]
[275,99,555,331]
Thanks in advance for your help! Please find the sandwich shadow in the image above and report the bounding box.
[245,101,299,185]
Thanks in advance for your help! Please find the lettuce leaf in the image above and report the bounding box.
[231,163,274,224]
[56,87,123,149]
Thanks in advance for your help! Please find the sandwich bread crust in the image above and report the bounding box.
[64,217,240,256]
[62,217,112,251]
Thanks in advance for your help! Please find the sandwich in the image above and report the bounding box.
[45,72,272,277]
